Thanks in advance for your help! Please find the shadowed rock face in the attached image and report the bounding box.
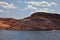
[0,12,60,30]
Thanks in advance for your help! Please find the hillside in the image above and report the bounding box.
[0,12,60,30]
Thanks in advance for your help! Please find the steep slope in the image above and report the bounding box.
[0,12,60,30]
[17,12,60,30]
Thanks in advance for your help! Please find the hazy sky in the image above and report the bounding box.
[0,0,60,19]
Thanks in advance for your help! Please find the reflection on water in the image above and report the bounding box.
[0,30,60,40]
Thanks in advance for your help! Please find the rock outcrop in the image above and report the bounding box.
[0,12,60,30]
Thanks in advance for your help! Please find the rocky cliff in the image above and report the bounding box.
[0,12,60,30]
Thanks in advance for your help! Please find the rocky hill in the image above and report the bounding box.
[0,12,60,31]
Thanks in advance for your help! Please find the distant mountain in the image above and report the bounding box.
[0,12,60,30]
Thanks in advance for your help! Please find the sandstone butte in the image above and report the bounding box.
[0,12,60,31]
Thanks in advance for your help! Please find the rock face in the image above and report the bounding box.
[0,12,60,30]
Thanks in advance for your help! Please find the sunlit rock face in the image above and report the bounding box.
[0,12,60,30]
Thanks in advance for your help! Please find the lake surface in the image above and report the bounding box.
[0,30,60,40]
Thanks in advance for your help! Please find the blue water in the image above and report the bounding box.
[0,30,60,40]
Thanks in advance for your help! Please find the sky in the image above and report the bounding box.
[0,0,60,19]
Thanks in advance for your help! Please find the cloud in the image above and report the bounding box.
[0,9,4,13]
[25,1,57,7]
[24,4,54,12]
[36,8,49,12]
[23,1,57,14]
[51,2,57,5]
[31,8,55,14]
[36,8,55,13]
[24,5,37,10]
[0,1,17,9]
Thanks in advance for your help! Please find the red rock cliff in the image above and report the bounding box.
[0,12,60,30]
